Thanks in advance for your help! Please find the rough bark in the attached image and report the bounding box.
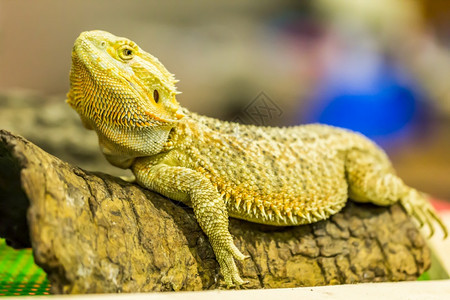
[0,129,430,293]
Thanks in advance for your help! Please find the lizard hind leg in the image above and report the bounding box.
[346,150,448,238]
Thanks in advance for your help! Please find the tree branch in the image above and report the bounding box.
[0,129,430,293]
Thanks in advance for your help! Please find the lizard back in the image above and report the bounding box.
[169,111,386,226]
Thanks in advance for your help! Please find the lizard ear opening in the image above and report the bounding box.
[153,90,159,103]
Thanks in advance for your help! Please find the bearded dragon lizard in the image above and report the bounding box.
[67,30,448,287]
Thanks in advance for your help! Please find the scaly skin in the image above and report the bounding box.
[67,30,448,287]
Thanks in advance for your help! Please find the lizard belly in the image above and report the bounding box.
[225,175,349,226]
[209,147,349,226]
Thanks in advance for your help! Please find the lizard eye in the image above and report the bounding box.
[153,90,159,103]
[118,45,134,60]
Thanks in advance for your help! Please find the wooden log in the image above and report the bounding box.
[0,129,430,293]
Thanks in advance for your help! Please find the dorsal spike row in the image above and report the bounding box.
[326,207,337,215]
[234,197,241,210]
[259,206,267,218]
[274,209,282,219]
[287,211,295,224]
[245,201,252,214]
[312,210,322,219]
[305,213,312,223]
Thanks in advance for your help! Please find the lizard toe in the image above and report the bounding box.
[218,254,243,287]
[215,242,247,288]
[229,242,248,261]
[400,190,448,238]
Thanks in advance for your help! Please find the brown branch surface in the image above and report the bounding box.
[0,129,430,293]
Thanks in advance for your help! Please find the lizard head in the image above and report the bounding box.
[67,30,185,162]
[68,30,184,129]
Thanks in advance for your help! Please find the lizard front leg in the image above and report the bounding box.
[132,159,248,287]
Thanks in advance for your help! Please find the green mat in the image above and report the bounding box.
[0,239,50,296]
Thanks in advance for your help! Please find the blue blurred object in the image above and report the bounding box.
[303,54,429,148]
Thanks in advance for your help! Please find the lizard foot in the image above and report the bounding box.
[214,240,249,287]
[400,189,448,239]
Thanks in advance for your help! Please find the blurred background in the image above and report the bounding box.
[0,0,449,199]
